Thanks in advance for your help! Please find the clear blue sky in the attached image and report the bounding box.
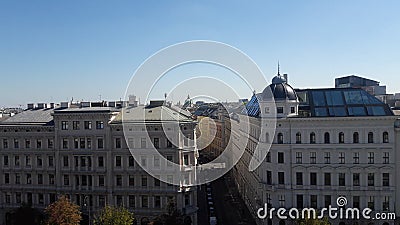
[1,0,399,107]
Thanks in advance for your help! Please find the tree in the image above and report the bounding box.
[93,205,134,225]
[150,200,192,225]
[45,195,82,225]
[296,216,331,225]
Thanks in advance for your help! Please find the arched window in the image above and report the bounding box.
[277,133,283,144]
[324,132,330,144]
[339,132,345,143]
[353,132,359,143]
[383,132,389,143]
[296,132,302,144]
[266,132,270,143]
[368,132,374,143]
[310,132,316,144]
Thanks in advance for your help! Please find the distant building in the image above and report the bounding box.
[335,75,386,96]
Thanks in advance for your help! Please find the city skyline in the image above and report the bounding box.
[1,1,399,107]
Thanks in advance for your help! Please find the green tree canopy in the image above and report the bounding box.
[93,205,134,225]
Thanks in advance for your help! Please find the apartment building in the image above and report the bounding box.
[0,101,198,225]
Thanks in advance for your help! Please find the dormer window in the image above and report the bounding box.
[277,107,284,114]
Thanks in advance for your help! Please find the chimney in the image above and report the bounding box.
[50,103,55,109]
[60,102,69,108]
[283,74,288,83]
[37,103,46,109]
[27,103,34,110]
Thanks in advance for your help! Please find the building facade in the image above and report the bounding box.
[231,73,398,225]
[0,101,198,225]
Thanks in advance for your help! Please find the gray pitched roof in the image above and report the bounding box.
[0,109,54,125]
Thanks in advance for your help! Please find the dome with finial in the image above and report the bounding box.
[261,63,298,101]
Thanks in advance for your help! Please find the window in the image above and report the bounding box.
[96,121,104,129]
[368,196,374,210]
[295,152,302,164]
[266,152,271,163]
[324,132,330,144]
[296,195,303,208]
[5,193,11,204]
[63,156,69,167]
[383,196,390,211]
[99,195,106,207]
[115,156,122,167]
[38,174,43,184]
[383,132,389,143]
[141,176,147,187]
[74,138,79,149]
[128,156,134,167]
[153,138,159,148]
[129,195,135,208]
[353,152,359,164]
[277,133,283,144]
[324,152,330,164]
[154,156,161,167]
[97,138,104,149]
[324,195,331,208]
[324,173,331,186]
[84,121,92,130]
[310,132,316,144]
[73,121,80,130]
[154,177,161,186]
[383,152,389,164]
[48,156,54,167]
[167,140,173,148]
[115,138,121,149]
[278,195,285,207]
[25,139,31,148]
[141,196,148,208]
[310,172,317,185]
[339,132,344,143]
[80,138,85,149]
[62,138,68,149]
[310,195,317,208]
[296,132,301,144]
[4,173,9,184]
[14,139,19,148]
[368,132,374,143]
[368,173,374,186]
[296,172,303,185]
[87,138,91,149]
[310,152,316,164]
[266,171,272,185]
[278,172,285,185]
[129,175,135,186]
[155,196,161,208]
[48,139,53,148]
[184,194,190,206]
[15,174,20,184]
[265,133,270,143]
[291,107,295,114]
[353,173,360,186]
[339,152,345,164]
[61,121,68,130]
[339,173,345,186]
[277,152,284,163]
[64,175,69,186]
[36,140,42,149]
[368,152,374,164]
[353,196,360,209]
[3,139,8,149]
[99,175,105,186]
[116,195,122,206]
[141,138,146,148]
[3,155,8,166]
[15,156,20,166]
[116,175,122,186]
[353,132,359,143]
[16,193,21,204]
[49,174,55,185]
[277,107,283,114]
[382,173,389,186]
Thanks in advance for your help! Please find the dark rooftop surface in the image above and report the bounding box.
[0,109,54,125]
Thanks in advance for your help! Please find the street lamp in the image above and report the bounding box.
[84,195,91,225]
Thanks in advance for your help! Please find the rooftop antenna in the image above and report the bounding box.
[277,61,280,76]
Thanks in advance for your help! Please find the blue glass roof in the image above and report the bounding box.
[241,94,260,117]
[297,88,393,117]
